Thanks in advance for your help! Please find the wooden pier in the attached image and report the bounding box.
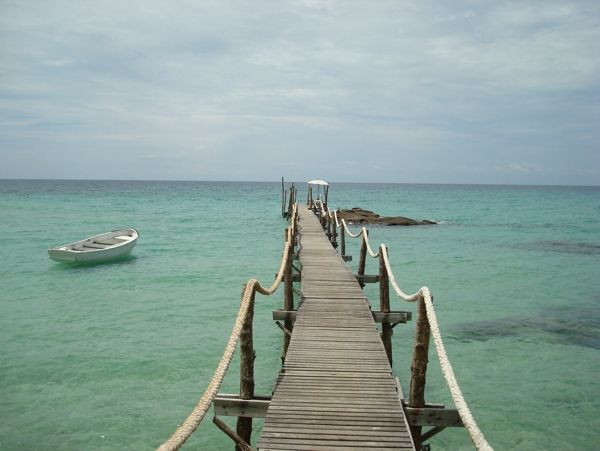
[157,188,491,451]
[257,205,414,450]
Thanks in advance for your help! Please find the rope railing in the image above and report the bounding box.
[157,204,298,451]
[323,204,493,451]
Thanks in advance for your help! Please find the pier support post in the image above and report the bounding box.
[340,213,346,256]
[379,246,392,365]
[408,295,431,450]
[281,177,285,217]
[287,184,295,219]
[331,210,338,249]
[358,231,368,288]
[282,228,294,364]
[237,284,256,450]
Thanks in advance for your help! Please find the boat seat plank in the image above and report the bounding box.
[83,244,107,249]
[95,239,120,245]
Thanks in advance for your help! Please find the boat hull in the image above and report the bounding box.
[47,229,138,263]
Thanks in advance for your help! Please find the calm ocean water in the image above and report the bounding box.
[1,180,599,450]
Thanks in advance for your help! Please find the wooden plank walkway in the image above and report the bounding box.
[257,205,415,451]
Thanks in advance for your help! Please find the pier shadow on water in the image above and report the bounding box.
[449,304,600,350]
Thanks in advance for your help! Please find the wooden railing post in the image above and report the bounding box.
[319,206,324,228]
[281,177,285,216]
[286,184,296,219]
[237,284,256,450]
[331,211,338,249]
[408,295,431,450]
[282,228,294,364]
[340,214,346,257]
[379,246,392,365]
[357,231,368,288]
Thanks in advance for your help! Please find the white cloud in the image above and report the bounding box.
[436,10,476,22]
[0,0,598,184]
[509,163,526,171]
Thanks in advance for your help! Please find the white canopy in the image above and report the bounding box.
[307,179,329,186]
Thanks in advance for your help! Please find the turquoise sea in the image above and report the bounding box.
[1,180,599,451]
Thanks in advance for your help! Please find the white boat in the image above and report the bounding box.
[47,229,138,263]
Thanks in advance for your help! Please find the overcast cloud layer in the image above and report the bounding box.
[1,1,598,184]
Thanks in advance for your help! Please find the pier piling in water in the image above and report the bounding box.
[236,284,255,450]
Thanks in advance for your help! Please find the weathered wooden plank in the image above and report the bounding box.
[260,431,409,442]
[258,439,413,450]
[272,384,396,392]
[372,311,412,323]
[354,274,380,284]
[261,417,406,427]
[404,407,464,427]
[282,357,391,366]
[271,380,396,389]
[261,425,405,434]
[270,381,397,390]
[281,363,393,372]
[282,356,390,365]
[267,391,402,400]
[277,369,394,379]
[260,445,409,451]
[216,396,463,429]
[274,309,412,324]
[214,396,270,418]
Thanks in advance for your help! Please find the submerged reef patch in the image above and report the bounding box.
[449,305,600,349]
[512,240,600,255]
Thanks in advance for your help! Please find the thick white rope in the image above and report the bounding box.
[338,217,493,451]
[333,209,341,228]
[419,287,494,451]
[362,228,380,258]
[156,279,261,451]
[343,220,364,238]
[380,244,421,303]
[157,204,297,451]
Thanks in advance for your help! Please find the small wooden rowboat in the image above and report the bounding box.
[47,229,138,263]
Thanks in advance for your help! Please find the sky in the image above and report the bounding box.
[0,1,598,185]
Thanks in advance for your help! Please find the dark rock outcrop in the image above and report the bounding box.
[337,207,436,226]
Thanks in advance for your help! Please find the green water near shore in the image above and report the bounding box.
[1,180,599,450]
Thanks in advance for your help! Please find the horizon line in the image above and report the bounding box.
[1,178,599,188]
